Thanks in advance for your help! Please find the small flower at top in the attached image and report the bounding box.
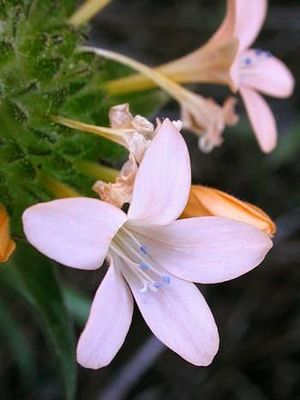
[23,119,272,369]
[98,0,294,153]
[0,205,16,263]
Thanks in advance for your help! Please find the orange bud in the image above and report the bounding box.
[181,185,276,237]
[0,205,16,262]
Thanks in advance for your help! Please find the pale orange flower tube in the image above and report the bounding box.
[0,205,16,262]
[181,185,276,236]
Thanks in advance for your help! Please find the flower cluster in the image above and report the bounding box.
[0,0,291,373]
[23,120,273,368]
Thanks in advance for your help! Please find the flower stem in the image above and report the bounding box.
[52,115,128,149]
[69,0,112,27]
[76,161,119,182]
[79,46,192,104]
[41,174,80,198]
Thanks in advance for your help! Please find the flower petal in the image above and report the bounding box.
[0,205,16,262]
[131,216,272,284]
[236,0,267,51]
[128,119,191,226]
[23,198,127,270]
[240,87,277,153]
[124,268,219,366]
[240,50,295,98]
[181,185,276,236]
[77,260,133,369]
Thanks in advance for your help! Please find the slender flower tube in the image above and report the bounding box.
[68,0,112,27]
[105,1,238,94]
[0,205,16,263]
[41,174,80,199]
[80,46,238,151]
[181,185,276,236]
[23,120,272,368]
[53,104,157,164]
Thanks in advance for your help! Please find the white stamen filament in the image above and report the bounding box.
[110,227,171,293]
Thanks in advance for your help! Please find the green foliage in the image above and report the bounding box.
[0,242,77,400]
[0,0,166,236]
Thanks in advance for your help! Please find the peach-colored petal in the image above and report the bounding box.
[240,50,295,98]
[240,87,277,153]
[109,103,134,129]
[181,185,276,236]
[128,119,191,226]
[182,95,238,153]
[0,205,16,263]
[109,103,155,138]
[93,154,138,208]
[77,258,133,369]
[235,0,267,51]
[131,216,272,284]
[123,266,219,366]
[22,198,127,270]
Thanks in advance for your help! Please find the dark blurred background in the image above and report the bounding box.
[3,1,300,399]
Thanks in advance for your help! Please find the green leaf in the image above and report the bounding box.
[64,286,90,326]
[0,297,36,387]
[0,242,77,400]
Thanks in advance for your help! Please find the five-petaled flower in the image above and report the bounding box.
[23,120,272,368]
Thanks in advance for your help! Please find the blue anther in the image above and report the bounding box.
[255,48,263,56]
[162,275,171,284]
[140,245,148,255]
[139,262,150,271]
[265,50,272,58]
[154,282,162,289]
[244,57,251,65]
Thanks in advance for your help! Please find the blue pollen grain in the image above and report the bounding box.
[139,262,150,271]
[140,245,148,255]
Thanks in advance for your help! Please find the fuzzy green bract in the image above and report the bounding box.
[0,0,165,235]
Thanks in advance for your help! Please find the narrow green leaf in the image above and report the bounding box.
[0,242,77,400]
[64,286,90,326]
[0,297,36,387]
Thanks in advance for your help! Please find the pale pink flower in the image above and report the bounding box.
[227,0,295,152]
[22,120,272,368]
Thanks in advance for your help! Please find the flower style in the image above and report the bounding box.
[23,120,272,368]
[181,185,276,236]
[0,205,16,263]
